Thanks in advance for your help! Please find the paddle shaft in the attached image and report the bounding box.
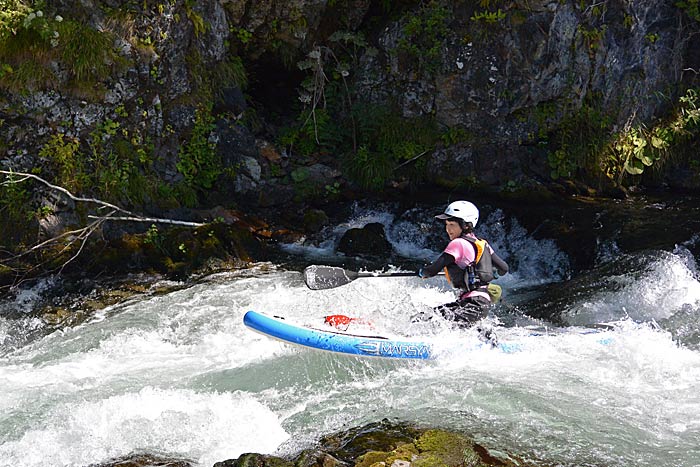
[303,265,442,290]
[355,271,418,278]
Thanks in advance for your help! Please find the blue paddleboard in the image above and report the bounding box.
[243,312,612,359]
[243,311,433,359]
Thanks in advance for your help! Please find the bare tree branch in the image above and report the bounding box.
[13,213,113,260]
[57,217,107,275]
[1,170,133,215]
[0,170,205,227]
[87,215,203,226]
[0,170,208,290]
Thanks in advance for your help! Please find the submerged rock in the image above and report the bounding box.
[87,453,193,467]
[213,453,294,467]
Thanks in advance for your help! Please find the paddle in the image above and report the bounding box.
[303,265,419,290]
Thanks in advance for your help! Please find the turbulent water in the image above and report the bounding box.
[2,203,700,467]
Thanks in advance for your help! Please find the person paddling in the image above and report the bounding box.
[418,201,509,328]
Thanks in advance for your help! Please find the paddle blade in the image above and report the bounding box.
[303,265,359,290]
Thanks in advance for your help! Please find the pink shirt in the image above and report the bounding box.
[443,234,493,301]
[443,234,494,267]
[444,237,476,268]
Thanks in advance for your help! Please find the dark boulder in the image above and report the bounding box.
[337,223,392,257]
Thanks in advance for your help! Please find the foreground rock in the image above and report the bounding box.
[88,453,193,467]
[215,421,527,467]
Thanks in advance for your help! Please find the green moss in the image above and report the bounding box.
[355,450,391,467]
[0,10,123,96]
[236,453,294,467]
[396,1,451,75]
[185,48,247,105]
[412,453,449,467]
[56,20,117,84]
[385,443,419,464]
[416,429,468,454]
[303,209,329,232]
[415,429,477,467]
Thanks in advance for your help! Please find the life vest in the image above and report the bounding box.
[442,235,495,291]
[461,236,502,303]
[461,235,495,290]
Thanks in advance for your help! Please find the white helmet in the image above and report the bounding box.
[435,200,479,227]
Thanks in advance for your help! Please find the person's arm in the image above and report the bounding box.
[491,251,508,276]
[420,252,455,277]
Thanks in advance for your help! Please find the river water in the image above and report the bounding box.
[1,203,700,467]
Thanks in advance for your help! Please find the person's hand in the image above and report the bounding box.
[418,267,428,279]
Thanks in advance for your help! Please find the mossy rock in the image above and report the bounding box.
[355,450,391,467]
[385,443,418,464]
[214,453,294,467]
[303,209,330,233]
[319,420,420,463]
[416,429,470,454]
[415,430,478,467]
[83,220,264,279]
[411,453,449,467]
[90,453,192,467]
[294,450,343,467]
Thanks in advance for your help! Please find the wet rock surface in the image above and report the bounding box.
[88,453,194,467]
[214,421,528,467]
[337,223,393,258]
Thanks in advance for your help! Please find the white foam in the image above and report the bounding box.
[3,246,700,467]
[0,387,288,467]
[565,252,700,324]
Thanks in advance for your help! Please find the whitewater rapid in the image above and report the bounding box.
[2,205,700,467]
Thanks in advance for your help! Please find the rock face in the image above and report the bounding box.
[355,0,696,186]
[2,1,697,196]
[1,0,699,271]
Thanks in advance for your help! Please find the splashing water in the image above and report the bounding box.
[280,204,571,290]
[1,260,700,466]
[2,205,700,467]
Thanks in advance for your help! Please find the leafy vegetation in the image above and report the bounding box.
[176,105,221,193]
[546,99,612,180]
[34,118,162,208]
[0,2,121,95]
[346,104,439,189]
[39,133,84,192]
[396,0,450,75]
[0,170,33,245]
[676,0,700,22]
[470,8,506,24]
[544,89,700,186]
[280,25,450,192]
[602,88,700,183]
